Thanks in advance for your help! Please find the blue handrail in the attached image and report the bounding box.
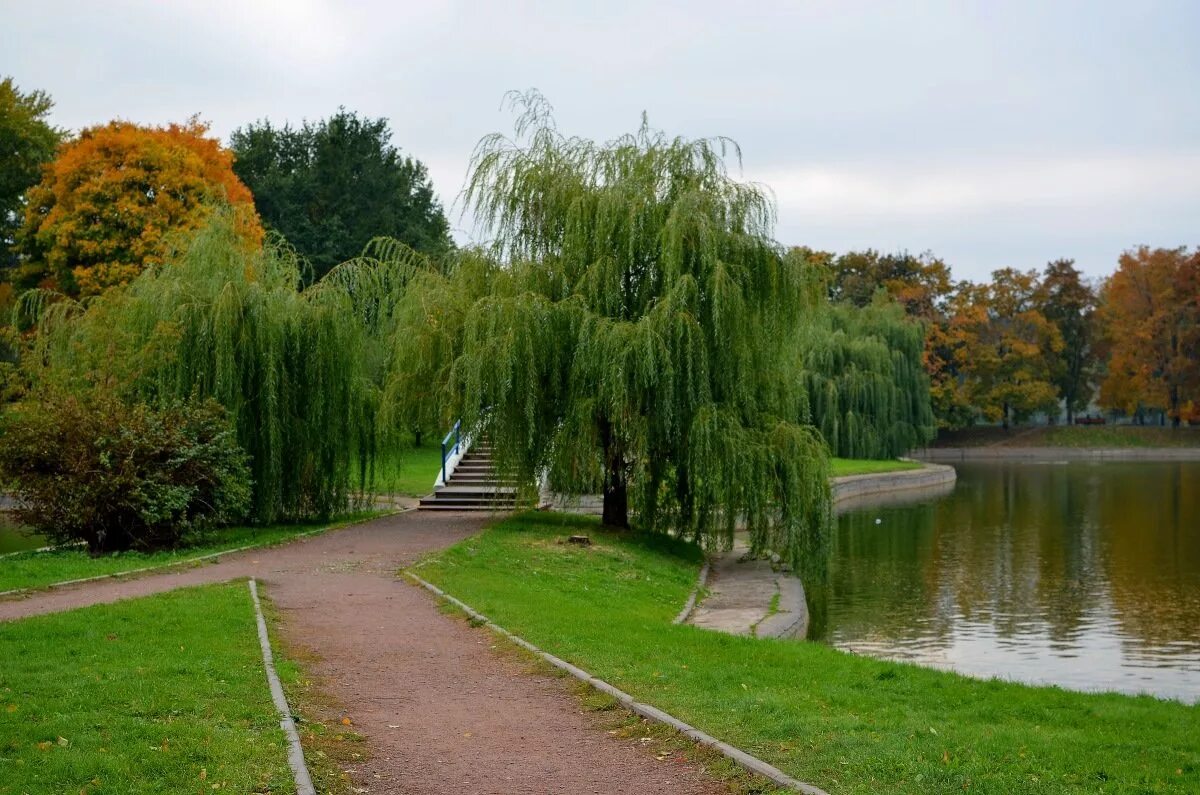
[440,420,461,485]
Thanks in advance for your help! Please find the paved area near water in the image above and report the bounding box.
[0,511,724,794]
[688,535,807,639]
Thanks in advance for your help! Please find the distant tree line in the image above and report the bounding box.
[802,247,1200,429]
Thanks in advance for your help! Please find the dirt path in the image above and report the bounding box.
[1,510,725,794]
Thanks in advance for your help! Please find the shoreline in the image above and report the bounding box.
[914,446,1200,462]
[830,462,956,508]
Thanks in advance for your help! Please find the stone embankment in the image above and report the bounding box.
[686,462,957,639]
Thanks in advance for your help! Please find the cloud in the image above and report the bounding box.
[757,151,1200,219]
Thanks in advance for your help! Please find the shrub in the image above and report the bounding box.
[0,392,251,554]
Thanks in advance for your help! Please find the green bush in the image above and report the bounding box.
[0,393,251,554]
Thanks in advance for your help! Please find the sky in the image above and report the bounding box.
[4,0,1198,282]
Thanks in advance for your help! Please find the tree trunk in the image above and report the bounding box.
[602,465,629,529]
[599,419,630,529]
[1170,385,1181,428]
[413,428,423,447]
[1002,402,1010,432]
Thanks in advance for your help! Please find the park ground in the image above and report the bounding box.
[1,507,1196,794]
[930,424,1200,448]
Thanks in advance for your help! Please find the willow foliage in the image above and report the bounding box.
[25,210,387,523]
[797,299,935,459]
[394,92,831,567]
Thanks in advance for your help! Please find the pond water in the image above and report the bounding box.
[810,461,1200,703]
[0,514,46,555]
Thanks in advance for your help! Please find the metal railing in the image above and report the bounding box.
[440,420,462,485]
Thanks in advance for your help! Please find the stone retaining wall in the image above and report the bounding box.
[830,463,957,507]
[546,462,959,517]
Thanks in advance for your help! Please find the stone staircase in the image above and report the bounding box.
[417,442,521,511]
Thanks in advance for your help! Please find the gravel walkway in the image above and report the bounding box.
[0,510,724,794]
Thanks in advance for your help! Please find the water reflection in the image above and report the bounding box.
[810,461,1200,702]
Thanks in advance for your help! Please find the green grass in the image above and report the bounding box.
[366,442,444,497]
[0,512,380,594]
[1040,426,1200,448]
[932,425,1200,448]
[830,458,923,476]
[415,513,1199,794]
[0,582,293,794]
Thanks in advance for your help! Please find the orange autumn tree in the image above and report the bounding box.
[951,268,1063,429]
[19,118,262,295]
[1097,246,1200,426]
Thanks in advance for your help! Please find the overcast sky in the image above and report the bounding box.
[5,0,1198,282]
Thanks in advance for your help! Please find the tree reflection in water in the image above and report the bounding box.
[810,461,1200,702]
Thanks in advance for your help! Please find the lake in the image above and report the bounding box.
[811,461,1200,703]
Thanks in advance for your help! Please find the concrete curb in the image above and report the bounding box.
[407,573,831,795]
[249,579,316,795]
[0,511,401,600]
[672,560,710,625]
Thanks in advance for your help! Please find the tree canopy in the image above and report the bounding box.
[951,268,1063,429]
[797,298,935,459]
[18,118,261,295]
[0,77,62,277]
[1037,259,1097,423]
[23,209,391,523]
[389,93,831,567]
[1098,246,1200,425]
[230,110,452,284]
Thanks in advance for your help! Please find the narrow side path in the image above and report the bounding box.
[688,535,807,639]
[1,511,725,794]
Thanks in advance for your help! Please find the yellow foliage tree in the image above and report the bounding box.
[19,118,262,295]
[1097,246,1200,425]
[951,268,1063,429]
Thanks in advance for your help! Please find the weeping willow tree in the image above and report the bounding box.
[797,298,935,459]
[391,92,831,566]
[22,209,402,523]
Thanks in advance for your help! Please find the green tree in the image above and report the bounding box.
[390,93,831,567]
[797,297,935,458]
[230,110,453,284]
[0,77,62,276]
[825,248,953,319]
[952,269,1063,429]
[1037,258,1097,423]
[25,210,391,523]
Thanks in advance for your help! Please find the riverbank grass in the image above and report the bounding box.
[830,458,923,476]
[414,512,1199,795]
[933,425,1200,448]
[0,583,293,794]
[0,511,381,594]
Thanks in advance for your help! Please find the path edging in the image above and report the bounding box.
[672,560,710,624]
[249,579,316,795]
[407,572,830,795]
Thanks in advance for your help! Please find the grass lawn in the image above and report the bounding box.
[414,513,1199,794]
[830,458,923,477]
[367,442,444,497]
[932,425,1200,448]
[0,511,380,594]
[0,583,294,794]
